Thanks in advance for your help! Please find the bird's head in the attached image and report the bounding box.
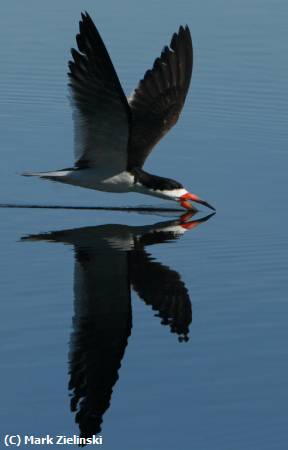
[151,187,216,211]
[131,169,215,211]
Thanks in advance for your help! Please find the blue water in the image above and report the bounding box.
[0,1,288,449]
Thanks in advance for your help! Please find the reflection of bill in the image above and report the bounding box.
[22,212,214,440]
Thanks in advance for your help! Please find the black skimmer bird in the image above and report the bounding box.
[22,213,213,438]
[24,12,215,212]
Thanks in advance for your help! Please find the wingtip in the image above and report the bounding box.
[170,24,191,50]
[79,11,91,28]
[179,24,192,40]
[81,11,93,26]
[185,25,192,44]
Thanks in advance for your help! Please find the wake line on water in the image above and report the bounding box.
[0,203,185,212]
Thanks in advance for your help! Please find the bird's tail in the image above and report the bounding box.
[21,170,67,183]
[22,171,39,177]
[22,171,52,179]
[22,170,66,179]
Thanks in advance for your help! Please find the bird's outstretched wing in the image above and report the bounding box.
[68,12,131,173]
[128,26,193,169]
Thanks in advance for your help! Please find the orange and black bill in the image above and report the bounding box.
[180,193,216,211]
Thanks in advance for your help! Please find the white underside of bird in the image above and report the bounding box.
[24,169,189,200]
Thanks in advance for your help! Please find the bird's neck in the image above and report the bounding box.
[129,167,187,201]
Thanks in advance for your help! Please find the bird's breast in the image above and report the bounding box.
[99,171,135,192]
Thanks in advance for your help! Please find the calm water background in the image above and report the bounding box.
[0,0,287,449]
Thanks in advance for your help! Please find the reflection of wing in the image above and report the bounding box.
[23,225,133,438]
[69,245,131,438]
[130,248,191,341]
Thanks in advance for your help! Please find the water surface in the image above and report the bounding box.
[0,1,288,449]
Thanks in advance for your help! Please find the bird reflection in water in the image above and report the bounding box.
[23,212,214,441]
